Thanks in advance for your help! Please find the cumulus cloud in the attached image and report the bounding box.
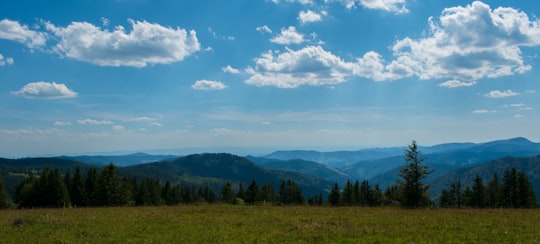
[222,65,240,74]
[438,80,477,88]
[0,19,47,48]
[12,81,78,99]
[256,25,272,34]
[191,80,228,90]
[0,54,14,66]
[298,10,324,25]
[387,1,540,81]
[77,119,114,125]
[244,45,407,88]
[484,90,520,98]
[45,19,200,67]
[270,26,304,45]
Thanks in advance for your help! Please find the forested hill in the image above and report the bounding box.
[120,153,332,197]
[429,155,540,201]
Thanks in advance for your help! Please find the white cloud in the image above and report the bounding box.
[245,45,408,88]
[150,122,163,127]
[54,121,72,126]
[360,0,408,13]
[45,19,200,67]
[77,119,114,125]
[270,26,304,45]
[438,80,476,88]
[245,46,352,88]
[256,25,272,34]
[112,125,125,131]
[0,19,47,48]
[272,0,313,4]
[473,109,496,114]
[298,10,323,25]
[191,80,228,90]
[222,65,240,74]
[514,114,525,119]
[484,90,520,98]
[12,81,78,99]
[124,116,158,122]
[386,1,540,81]
[332,0,408,13]
[0,54,14,66]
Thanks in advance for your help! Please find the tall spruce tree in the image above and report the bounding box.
[398,140,432,208]
[220,181,234,203]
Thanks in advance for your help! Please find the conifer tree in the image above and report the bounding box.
[259,183,276,203]
[0,168,12,209]
[245,180,260,204]
[471,174,485,208]
[328,182,341,206]
[220,181,234,203]
[398,140,432,208]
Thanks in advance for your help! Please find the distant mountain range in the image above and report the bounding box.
[1,137,539,201]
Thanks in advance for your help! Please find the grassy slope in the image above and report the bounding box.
[1,205,539,243]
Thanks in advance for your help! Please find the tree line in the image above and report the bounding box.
[0,141,537,209]
[439,168,537,208]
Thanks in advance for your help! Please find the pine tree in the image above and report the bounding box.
[259,183,276,204]
[502,168,518,208]
[516,171,537,208]
[471,174,485,208]
[245,180,260,204]
[328,182,341,206]
[85,168,99,206]
[220,181,234,203]
[486,172,501,208]
[70,166,88,207]
[341,180,354,205]
[398,140,432,208]
[360,180,373,206]
[97,163,123,206]
[0,168,12,209]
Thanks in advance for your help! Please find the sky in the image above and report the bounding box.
[1,0,540,157]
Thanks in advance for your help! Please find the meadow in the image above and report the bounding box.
[1,205,539,243]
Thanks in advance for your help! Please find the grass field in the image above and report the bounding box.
[1,205,539,243]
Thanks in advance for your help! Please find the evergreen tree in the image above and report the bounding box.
[259,183,276,204]
[220,181,234,203]
[236,182,245,200]
[439,189,452,208]
[0,168,12,208]
[70,166,88,207]
[371,184,384,206]
[360,180,373,206]
[449,181,463,208]
[516,171,537,208]
[278,180,304,205]
[245,180,260,204]
[341,180,354,205]
[502,168,518,208]
[85,168,99,206]
[328,182,341,206]
[97,163,123,206]
[383,184,400,205]
[15,171,37,207]
[398,140,432,208]
[471,174,486,208]
[352,180,361,205]
[486,172,502,208]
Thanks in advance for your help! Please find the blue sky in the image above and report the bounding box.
[1,0,540,157]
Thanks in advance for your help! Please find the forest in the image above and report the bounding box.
[0,141,536,209]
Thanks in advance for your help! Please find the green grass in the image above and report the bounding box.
[1,205,539,243]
